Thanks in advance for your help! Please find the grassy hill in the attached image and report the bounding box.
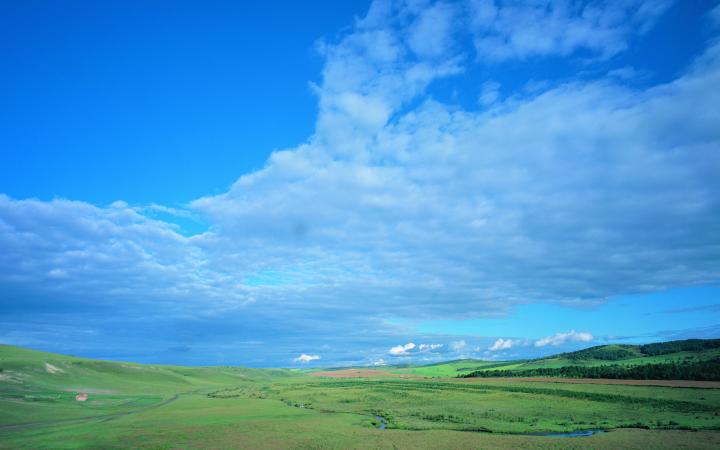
[458,339,720,380]
[0,344,298,426]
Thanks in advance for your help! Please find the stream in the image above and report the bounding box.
[373,415,387,430]
[525,429,605,437]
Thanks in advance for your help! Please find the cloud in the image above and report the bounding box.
[0,0,718,365]
[708,3,720,28]
[388,342,416,355]
[469,0,674,60]
[478,80,501,106]
[606,66,650,81]
[450,340,466,351]
[488,338,523,351]
[535,331,594,347]
[407,1,457,58]
[294,354,321,363]
[388,342,443,356]
[659,304,720,314]
[418,343,443,351]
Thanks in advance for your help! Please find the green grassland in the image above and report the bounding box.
[2,343,720,449]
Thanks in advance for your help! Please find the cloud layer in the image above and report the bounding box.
[470,0,674,60]
[1,0,719,365]
[535,330,594,347]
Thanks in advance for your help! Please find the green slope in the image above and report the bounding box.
[0,344,297,426]
[457,339,720,380]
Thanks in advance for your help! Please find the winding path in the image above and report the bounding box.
[0,392,185,432]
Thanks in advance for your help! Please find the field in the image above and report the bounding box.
[2,344,720,449]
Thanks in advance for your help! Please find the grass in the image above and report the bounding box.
[2,343,720,449]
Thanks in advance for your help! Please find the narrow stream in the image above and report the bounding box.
[525,429,605,437]
[373,415,387,430]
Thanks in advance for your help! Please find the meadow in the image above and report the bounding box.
[2,343,720,449]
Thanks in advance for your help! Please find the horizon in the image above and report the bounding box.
[1,0,720,368]
[6,337,718,370]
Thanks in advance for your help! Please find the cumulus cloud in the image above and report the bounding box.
[389,342,416,355]
[294,354,321,363]
[488,338,523,351]
[388,342,443,356]
[407,1,457,58]
[450,340,466,351]
[535,331,594,347]
[469,0,674,60]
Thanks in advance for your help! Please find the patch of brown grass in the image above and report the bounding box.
[309,369,412,378]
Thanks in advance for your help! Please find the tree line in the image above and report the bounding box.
[459,359,720,381]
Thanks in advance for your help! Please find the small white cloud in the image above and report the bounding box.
[390,342,443,356]
[535,330,593,347]
[488,338,522,351]
[450,340,466,351]
[418,343,443,351]
[294,354,321,363]
[607,66,650,81]
[47,268,69,279]
[373,358,386,366]
[388,342,416,355]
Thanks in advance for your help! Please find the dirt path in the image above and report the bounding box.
[459,377,720,388]
[0,392,183,432]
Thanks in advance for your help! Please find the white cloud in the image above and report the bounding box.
[469,0,674,60]
[389,342,444,356]
[407,2,457,58]
[294,354,321,363]
[488,338,523,351]
[418,343,443,351]
[535,330,594,347]
[607,66,650,81]
[388,342,416,355]
[450,340,466,351]
[373,358,387,366]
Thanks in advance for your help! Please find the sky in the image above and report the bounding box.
[1,0,719,367]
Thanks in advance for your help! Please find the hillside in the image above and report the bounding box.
[0,344,298,426]
[458,339,720,380]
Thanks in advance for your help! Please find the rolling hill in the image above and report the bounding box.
[458,339,720,380]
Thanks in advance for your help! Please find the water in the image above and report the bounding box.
[370,415,604,436]
[527,429,605,437]
[374,415,387,430]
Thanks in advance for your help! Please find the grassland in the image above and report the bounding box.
[2,343,720,449]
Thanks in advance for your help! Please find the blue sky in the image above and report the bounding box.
[1,0,719,367]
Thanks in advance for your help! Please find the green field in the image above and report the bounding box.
[2,343,720,449]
